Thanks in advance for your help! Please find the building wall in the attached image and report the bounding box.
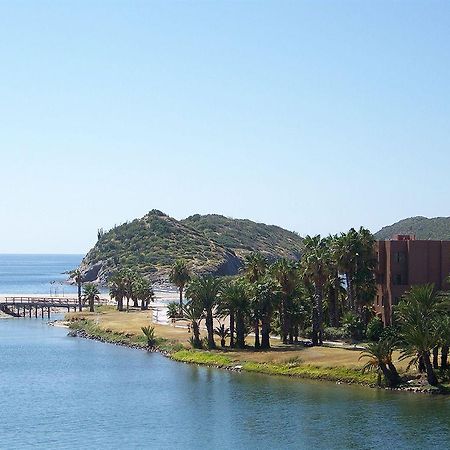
[374,239,450,325]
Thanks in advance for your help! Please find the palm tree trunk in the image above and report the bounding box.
[89,298,94,313]
[261,313,271,349]
[229,308,235,348]
[236,313,245,349]
[117,296,124,311]
[192,321,201,348]
[346,272,354,312]
[433,346,439,369]
[126,296,130,312]
[387,362,401,386]
[328,279,339,327]
[141,298,146,310]
[422,351,438,386]
[254,319,260,349]
[418,355,426,373]
[179,287,183,316]
[315,281,324,345]
[279,304,287,344]
[133,297,139,308]
[441,345,449,370]
[206,308,216,349]
[77,281,82,312]
[311,305,319,346]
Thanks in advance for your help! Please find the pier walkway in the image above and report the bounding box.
[0,296,110,318]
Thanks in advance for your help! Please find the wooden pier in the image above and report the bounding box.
[0,296,110,319]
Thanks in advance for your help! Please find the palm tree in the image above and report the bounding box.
[214,323,230,347]
[183,300,204,349]
[333,229,359,312]
[109,270,127,311]
[243,253,267,348]
[169,259,191,314]
[141,325,156,347]
[121,268,137,311]
[243,252,267,283]
[71,269,83,312]
[83,283,100,313]
[271,259,297,344]
[396,284,444,386]
[301,235,330,346]
[359,339,400,387]
[133,277,155,310]
[186,275,222,349]
[437,315,450,370]
[254,278,280,349]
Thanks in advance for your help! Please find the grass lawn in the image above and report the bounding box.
[66,306,414,385]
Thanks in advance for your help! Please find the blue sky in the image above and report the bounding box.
[1,1,450,253]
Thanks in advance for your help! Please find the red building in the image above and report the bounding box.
[374,234,450,325]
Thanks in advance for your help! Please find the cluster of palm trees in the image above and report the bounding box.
[361,284,450,387]
[175,227,376,350]
[108,268,155,311]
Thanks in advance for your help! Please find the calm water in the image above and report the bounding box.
[0,254,82,294]
[2,255,450,449]
[1,318,449,450]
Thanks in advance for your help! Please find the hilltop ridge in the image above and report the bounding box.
[77,210,304,283]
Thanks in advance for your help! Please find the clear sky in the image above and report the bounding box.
[1,0,450,254]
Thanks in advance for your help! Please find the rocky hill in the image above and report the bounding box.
[375,216,450,240]
[78,210,304,283]
[182,214,303,261]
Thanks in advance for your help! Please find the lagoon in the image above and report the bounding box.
[1,317,450,450]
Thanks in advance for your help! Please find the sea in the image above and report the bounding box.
[1,254,450,449]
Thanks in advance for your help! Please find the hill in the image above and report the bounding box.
[375,216,450,240]
[78,210,303,284]
[182,214,303,261]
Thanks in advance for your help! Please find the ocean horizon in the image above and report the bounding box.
[0,254,83,295]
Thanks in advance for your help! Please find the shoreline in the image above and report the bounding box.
[64,316,445,395]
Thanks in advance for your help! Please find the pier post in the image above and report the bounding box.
[47,307,50,319]
[35,307,38,318]
[41,307,44,318]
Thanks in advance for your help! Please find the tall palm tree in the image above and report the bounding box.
[271,259,298,344]
[301,235,330,346]
[83,283,100,313]
[217,280,239,348]
[186,275,222,349]
[243,253,267,348]
[109,271,126,311]
[72,269,83,312]
[254,278,280,349]
[133,277,155,310]
[183,300,204,349]
[396,284,444,386]
[169,259,191,314]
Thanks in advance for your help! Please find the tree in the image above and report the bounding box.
[183,300,204,349]
[169,259,191,315]
[243,253,267,348]
[214,323,230,347]
[141,326,156,347]
[186,275,222,349]
[109,270,127,311]
[83,283,100,313]
[301,235,330,346]
[71,269,83,312]
[396,284,444,386]
[359,339,400,387]
[253,278,280,349]
[133,277,155,310]
[271,259,298,344]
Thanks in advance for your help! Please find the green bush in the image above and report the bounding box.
[342,312,365,341]
[323,327,350,341]
[366,316,384,341]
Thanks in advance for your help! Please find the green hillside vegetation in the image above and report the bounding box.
[78,210,303,282]
[182,214,303,260]
[375,216,450,240]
